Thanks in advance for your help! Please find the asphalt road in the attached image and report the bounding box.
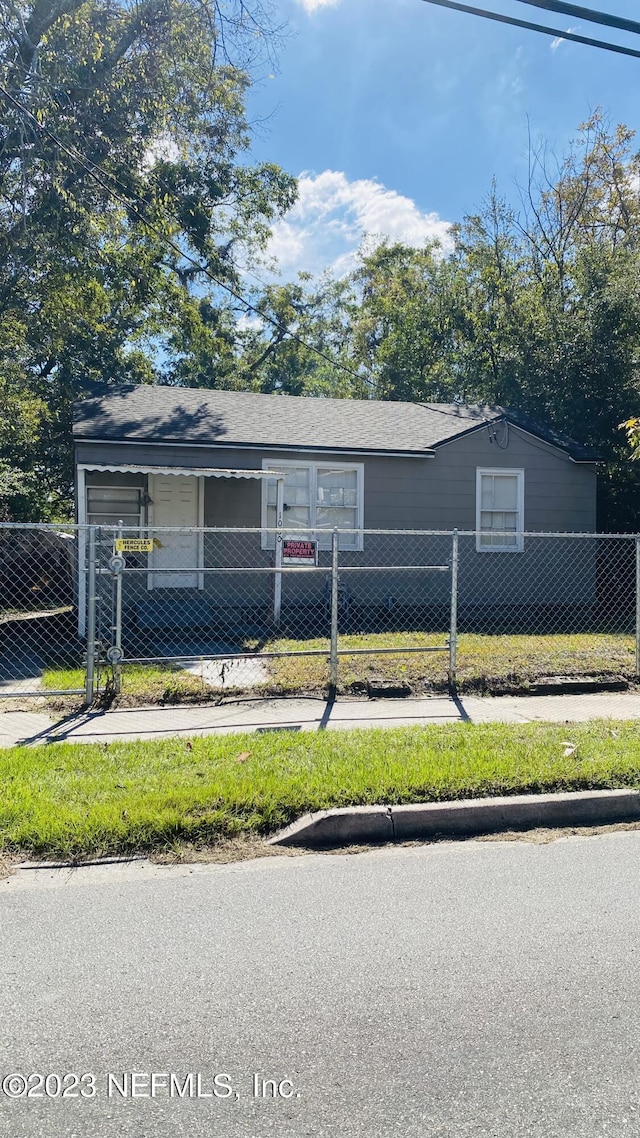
[3,834,640,1137]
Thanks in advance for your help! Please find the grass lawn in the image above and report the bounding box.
[41,631,635,706]
[3,720,640,858]
[35,630,638,718]
[267,631,636,694]
[41,662,215,703]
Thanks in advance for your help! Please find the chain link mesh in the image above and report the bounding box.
[457,533,636,635]
[0,524,83,696]
[1,524,638,701]
[108,525,330,696]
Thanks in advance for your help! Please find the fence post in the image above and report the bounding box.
[273,476,284,627]
[449,529,459,690]
[329,528,339,692]
[85,526,97,706]
[636,537,640,679]
[113,521,124,694]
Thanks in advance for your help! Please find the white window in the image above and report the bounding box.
[476,469,524,552]
[262,460,364,550]
[86,486,143,530]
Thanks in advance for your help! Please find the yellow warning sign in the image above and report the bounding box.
[115,537,156,553]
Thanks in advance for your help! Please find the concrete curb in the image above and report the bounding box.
[268,789,640,847]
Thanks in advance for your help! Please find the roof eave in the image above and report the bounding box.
[73,436,436,459]
[430,413,601,463]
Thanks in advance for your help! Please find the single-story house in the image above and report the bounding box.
[73,386,600,635]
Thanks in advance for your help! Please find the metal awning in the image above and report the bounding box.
[78,463,284,479]
[75,462,287,639]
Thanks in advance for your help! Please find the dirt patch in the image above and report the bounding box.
[151,836,387,864]
[475,820,640,843]
[0,693,84,716]
[0,854,18,880]
[151,835,311,865]
[7,822,640,875]
[151,823,640,862]
[87,673,640,707]
[449,674,637,698]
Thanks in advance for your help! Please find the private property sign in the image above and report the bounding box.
[281,538,318,566]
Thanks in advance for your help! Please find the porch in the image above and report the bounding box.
[77,463,286,637]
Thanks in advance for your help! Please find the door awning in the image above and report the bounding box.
[78,463,284,479]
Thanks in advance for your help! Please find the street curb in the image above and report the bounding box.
[268,789,640,847]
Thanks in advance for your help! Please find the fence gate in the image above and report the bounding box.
[95,525,455,697]
[7,524,637,706]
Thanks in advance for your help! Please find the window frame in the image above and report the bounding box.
[261,458,364,551]
[475,468,525,553]
[86,484,144,531]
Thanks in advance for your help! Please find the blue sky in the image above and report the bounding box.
[245,0,640,279]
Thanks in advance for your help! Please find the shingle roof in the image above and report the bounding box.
[72,385,599,460]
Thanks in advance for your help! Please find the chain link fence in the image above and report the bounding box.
[0,524,84,698]
[456,532,635,635]
[94,526,454,697]
[1,523,639,702]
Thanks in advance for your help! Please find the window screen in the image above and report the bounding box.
[316,467,359,549]
[266,466,311,530]
[263,462,363,550]
[87,486,143,529]
[477,471,523,551]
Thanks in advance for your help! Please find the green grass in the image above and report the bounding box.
[41,666,86,691]
[266,631,636,694]
[41,662,218,702]
[3,720,640,857]
[41,632,638,706]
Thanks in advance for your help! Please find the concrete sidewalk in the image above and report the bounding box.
[3,689,640,747]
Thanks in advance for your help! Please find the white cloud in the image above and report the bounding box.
[236,313,264,331]
[551,26,580,50]
[263,170,452,280]
[140,133,181,170]
[294,0,340,11]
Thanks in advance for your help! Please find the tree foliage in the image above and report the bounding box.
[242,112,640,529]
[3,57,640,534]
[0,0,296,517]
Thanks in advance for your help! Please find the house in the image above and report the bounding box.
[73,386,600,634]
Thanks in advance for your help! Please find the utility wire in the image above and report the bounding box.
[513,0,640,38]
[0,80,372,388]
[419,0,640,58]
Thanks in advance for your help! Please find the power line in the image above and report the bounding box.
[0,81,371,388]
[419,0,640,58]
[514,0,640,39]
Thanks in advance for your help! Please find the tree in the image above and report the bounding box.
[0,0,297,518]
[237,275,363,397]
[452,114,640,527]
[239,243,463,403]
[343,115,640,528]
[348,240,461,402]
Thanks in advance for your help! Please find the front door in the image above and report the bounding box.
[148,474,203,588]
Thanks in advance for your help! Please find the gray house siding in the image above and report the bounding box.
[73,386,603,644]
[77,424,597,531]
[427,427,598,611]
[77,424,597,623]
[429,427,596,531]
